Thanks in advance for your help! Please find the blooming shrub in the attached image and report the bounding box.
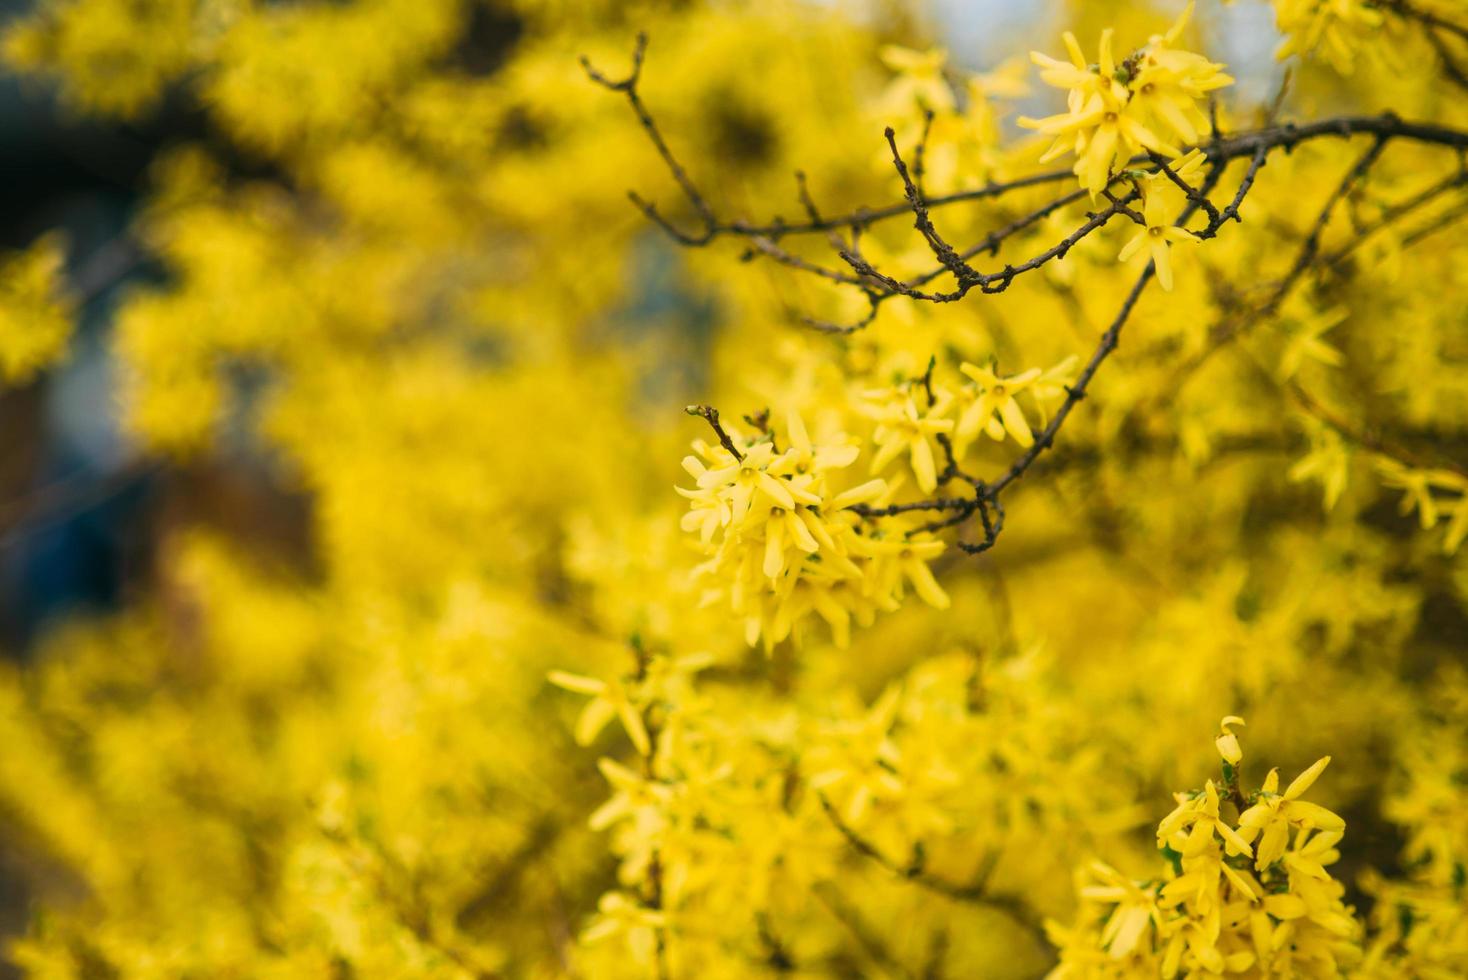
[0,0,1465,976]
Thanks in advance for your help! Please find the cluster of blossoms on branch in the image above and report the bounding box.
[1022,4,1234,197]
[1048,718,1359,976]
[552,644,1133,976]
[678,353,1077,649]
[678,409,943,650]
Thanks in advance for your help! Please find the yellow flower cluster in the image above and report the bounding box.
[0,233,74,385]
[1048,717,1360,976]
[555,646,1131,977]
[857,357,1075,487]
[678,355,1079,649]
[1022,3,1233,196]
[679,412,945,649]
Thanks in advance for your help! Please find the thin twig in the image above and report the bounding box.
[685,404,743,460]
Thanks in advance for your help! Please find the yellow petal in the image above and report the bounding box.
[1285,799,1345,832]
[904,557,950,610]
[998,397,1034,447]
[1283,757,1330,800]
[758,471,796,510]
[616,702,652,757]
[763,518,786,580]
[1151,239,1174,291]
[831,478,887,510]
[548,671,606,695]
[1216,733,1242,765]
[909,434,937,492]
[1263,894,1307,920]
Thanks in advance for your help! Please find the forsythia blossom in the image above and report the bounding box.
[679,412,946,649]
[1118,183,1199,291]
[679,355,1081,649]
[1375,458,1468,553]
[1021,4,1233,196]
[1048,717,1360,977]
[956,362,1043,448]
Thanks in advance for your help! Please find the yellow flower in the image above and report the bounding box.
[1021,11,1230,196]
[1282,826,1344,885]
[1236,757,1345,870]
[850,533,950,610]
[784,409,860,474]
[808,685,905,825]
[548,670,652,757]
[1275,0,1385,73]
[867,392,955,493]
[1028,355,1079,427]
[581,891,667,965]
[1290,421,1352,511]
[1078,861,1164,958]
[1127,4,1233,145]
[1278,302,1348,379]
[588,757,674,832]
[957,362,1041,447]
[877,45,955,114]
[1118,188,1197,291]
[1375,458,1439,530]
[1029,31,1113,99]
[1027,91,1175,198]
[678,409,949,649]
[688,440,809,527]
[1157,780,1254,858]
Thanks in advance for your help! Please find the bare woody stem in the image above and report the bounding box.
[686,404,743,461]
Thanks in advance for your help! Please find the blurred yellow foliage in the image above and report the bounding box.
[0,233,73,384]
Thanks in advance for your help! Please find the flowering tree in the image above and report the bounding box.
[0,0,1464,977]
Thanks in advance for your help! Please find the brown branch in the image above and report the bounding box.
[1425,28,1468,92]
[976,163,1226,495]
[588,36,1468,247]
[988,266,1154,500]
[1174,136,1390,385]
[685,404,743,461]
[1380,0,1468,41]
[885,126,984,289]
[582,34,718,245]
[1149,152,1222,227]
